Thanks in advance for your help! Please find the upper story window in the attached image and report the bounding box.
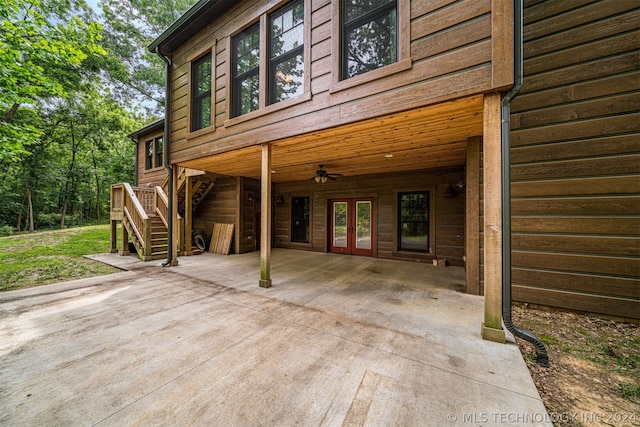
[232,23,260,117]
[191,54,212,131]
[341,0,398,80]
[269,0,304,104]
[145,140,153,170]
[144,136,163,170]
[154,136,163,168]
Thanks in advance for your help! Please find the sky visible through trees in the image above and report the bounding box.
[0,0,192,232]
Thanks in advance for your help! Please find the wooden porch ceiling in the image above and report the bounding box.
[180,95,484,183]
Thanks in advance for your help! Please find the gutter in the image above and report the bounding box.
[155,47,175,267]
[501,0,549,366]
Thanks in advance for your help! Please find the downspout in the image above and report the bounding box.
[501,0,549,366]
[128,136,139,186]
[155,47,174,267]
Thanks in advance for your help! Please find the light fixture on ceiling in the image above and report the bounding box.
[311,165,342,185]
[385,153,394,158]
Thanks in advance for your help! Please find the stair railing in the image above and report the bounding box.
[122,182,151,257]
[154,186,169,228]
[154,184,184,255]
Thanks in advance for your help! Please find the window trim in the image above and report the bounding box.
[224,0,312,128]
[268,0,305,105]
[231,22,262,118]
[392,188,436,259]
[186,46,216,139]
[143,135,164,171]
[154,136,163,168]
[330,0,411,94]
[290,195,311,244]
[144,140,153,170]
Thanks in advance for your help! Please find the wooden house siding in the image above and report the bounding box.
[192,176,240,253]
[166,0,503,165]
[274,167,466,266]
[135,129,166,188]
[509,0,640,319]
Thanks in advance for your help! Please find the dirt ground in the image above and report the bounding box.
[512,304,639,427]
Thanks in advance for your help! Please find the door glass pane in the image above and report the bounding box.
[291,197,309,243]
[355,201,371,250]
[333,202,348,248]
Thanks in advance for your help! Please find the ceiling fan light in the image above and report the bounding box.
[315,176,321,183]
[321,176,327,183]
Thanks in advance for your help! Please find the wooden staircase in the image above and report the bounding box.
[110,183,173,262]
[148,214,168,259]
[111,167,215,262]
[178,175,216,214]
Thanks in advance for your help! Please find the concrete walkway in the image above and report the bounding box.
[0,250,550,426]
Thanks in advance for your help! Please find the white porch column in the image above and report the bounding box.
[259,143,272,288]
[482,93,505,343]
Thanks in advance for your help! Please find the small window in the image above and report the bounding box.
[155,137,163,168]
[291,196,310,243]
[342,0,397,79]
[398,191,430,252]
[232,23,260,117]
[192,54,212,131]
[269,0,304,104]
[145,140,153,170]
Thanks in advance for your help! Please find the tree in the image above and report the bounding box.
[99,0,193,113]
[0,0,105,163]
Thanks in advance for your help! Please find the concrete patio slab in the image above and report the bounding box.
[1,250,550,426]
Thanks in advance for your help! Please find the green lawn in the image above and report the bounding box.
[0,224,121,291]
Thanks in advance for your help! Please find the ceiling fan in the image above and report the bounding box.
[312,165,342,184]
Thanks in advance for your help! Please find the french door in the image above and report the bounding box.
[329,198,374,256]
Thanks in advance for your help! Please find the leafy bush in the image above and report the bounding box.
[0,225,14,236]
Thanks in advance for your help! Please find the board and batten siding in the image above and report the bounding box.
[509,0,640,319]
[166,0,502,165]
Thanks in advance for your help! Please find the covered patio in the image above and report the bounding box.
[0,250,549,425]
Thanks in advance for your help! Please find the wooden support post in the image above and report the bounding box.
[119,221,130,256]
[110,220,118,253]
[259,143,272,288]
[481,93,505,343]
[184,176,193,255]
[466,136,481,295]
[170,164,179,266]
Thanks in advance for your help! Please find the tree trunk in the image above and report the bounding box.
[2,103,20,123]
[60,121,77,229]
[27,186,34,232]
[91,142,101,222]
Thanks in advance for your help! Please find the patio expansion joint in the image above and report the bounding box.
[275,311,545,403]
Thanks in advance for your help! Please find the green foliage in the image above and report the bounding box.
[618,382,640,400]
[0,225,14,236]
[0,0,106,159]
[0,224,119,290]
[99,0,193,112]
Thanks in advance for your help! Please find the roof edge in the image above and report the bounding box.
[148,0,223,55]
[128,118,165,141]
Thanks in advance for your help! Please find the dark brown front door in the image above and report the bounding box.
[329,198,374,256]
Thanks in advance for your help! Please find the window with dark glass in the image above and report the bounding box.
[145,140,153,169]
[341,0,397,79]
[191,54,212,131]
[398,191,430,252]
[154,137,163,168]
[269,0,304,104]
[291,196,310,243]
[232,23,260,117]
